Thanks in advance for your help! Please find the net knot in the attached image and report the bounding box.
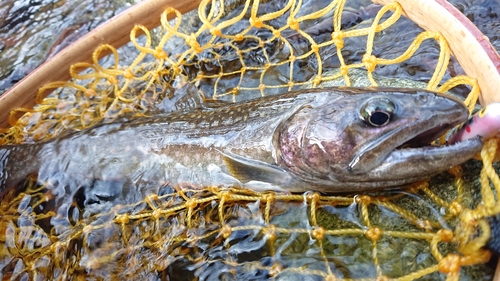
[218,191,231,202]
[312,75,322,86]
[186,33,202,53]
[263,224,277,241]
[362,54,377,72]
[311,226,326,240]
[438,254,461,274]
[310,43,319,53]
[152,208,162,220]
[210,27,222,36]
[287,17,299,30]
[249,16,263,28]
[262,193,275,203]
[84,89,97,98]
[437,229,454,242]
[154,47,168,59]
[107,76,119,85]
[234,33,244,41]
[220,224,232,239]
[449,201,464,216]
[366,227,382,241]
[185,199,198,209]
[461,209,478,225]
[170,64,181,75]
[339,65,348,76]
[355,195,372,205]
[331,31,345,49]
[123,69,135,79]
[306,192,321,202]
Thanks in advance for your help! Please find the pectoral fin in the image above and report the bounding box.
[220,151,294,186]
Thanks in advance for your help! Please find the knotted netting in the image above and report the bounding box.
[0,0,499,280]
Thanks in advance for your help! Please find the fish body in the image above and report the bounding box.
[0,87,482,204]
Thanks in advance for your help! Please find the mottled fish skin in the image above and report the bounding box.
[0,87,483,202]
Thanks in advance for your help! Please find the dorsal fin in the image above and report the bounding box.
[155,83,235,113]
[155,83,205,113]
[203,99,233,109]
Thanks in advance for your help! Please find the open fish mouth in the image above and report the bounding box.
[334,136,483,188]
[381,135,483,171]
[388,115,483,158]
[397,124,453,149]
[370,124,483,182]
[396,134,482,153]
[348,117,466,174]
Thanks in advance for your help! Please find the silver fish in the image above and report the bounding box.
[0,87,482,202]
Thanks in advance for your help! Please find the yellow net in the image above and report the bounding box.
[0,0,499,280]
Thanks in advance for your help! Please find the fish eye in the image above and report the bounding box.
[360,97,395,127]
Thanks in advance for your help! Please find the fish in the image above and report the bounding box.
[0,87,483,204]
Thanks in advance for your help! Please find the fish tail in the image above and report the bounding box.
[0,147,13,196]
[0,144,41,197]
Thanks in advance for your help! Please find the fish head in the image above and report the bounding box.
[277,88,482,189]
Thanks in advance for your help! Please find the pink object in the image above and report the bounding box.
[448,103,500,144]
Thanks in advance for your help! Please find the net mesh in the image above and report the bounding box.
[0,0,499,280]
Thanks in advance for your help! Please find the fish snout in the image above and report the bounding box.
[415,91,469,126]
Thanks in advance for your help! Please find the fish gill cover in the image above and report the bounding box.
[0,0,498,280]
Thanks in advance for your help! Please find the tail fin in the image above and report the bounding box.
[0,144,41,197]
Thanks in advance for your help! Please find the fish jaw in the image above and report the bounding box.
[363,137,483,182]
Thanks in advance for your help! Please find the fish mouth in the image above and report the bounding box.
[374,136,483,179]
[367,120,483,182]
[396,123,450,149]
[348,117,463,174]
